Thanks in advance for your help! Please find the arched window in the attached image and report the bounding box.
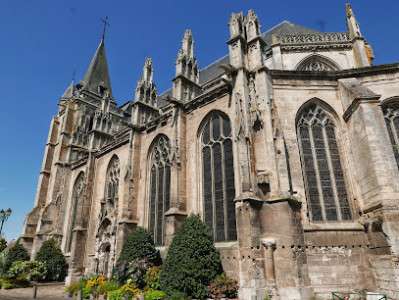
[149,136,171,246]
[296,55,340,71]
[105,156,120,208]
[67,172,85,252]
[201,113,236,242]
[297,103,351,222]
[382,101,399,169]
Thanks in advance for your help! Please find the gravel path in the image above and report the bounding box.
[0,284,67,299]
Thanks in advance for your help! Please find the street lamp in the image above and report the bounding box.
[0,208,12,237]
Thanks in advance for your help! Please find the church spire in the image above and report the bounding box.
[60,79,75,100]
[78,33,114,103]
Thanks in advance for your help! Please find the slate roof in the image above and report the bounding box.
[79,39,114,102]
[158,21,322,107]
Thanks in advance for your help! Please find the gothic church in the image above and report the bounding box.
[21,4,399,299]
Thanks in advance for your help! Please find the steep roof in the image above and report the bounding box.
[60,80,75,99]
[79,39,114,100]
[158,21,322,106]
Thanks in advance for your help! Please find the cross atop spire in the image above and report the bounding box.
[101,16,111,41]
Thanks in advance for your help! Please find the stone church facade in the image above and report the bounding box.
[21,5,399,299]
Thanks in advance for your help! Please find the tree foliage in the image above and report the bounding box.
[2,241,30,273]
[160,214,222,299]
[117,227,160,265]
[35,239,68,282]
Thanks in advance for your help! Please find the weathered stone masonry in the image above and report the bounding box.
[21,4,399,299]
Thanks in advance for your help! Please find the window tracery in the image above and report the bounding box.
[382,101,399,169]
[149,136,171,245]
[202,113,236,242]
[105,156,120,208]
[297,103,351,222]
[296,56,339,71]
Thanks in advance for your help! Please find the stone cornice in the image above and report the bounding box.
[183,78,232,113]
[270,63,399,80]
[133,100,160,113]
[96,132,130,158]
[171,74,201,88]
[226,34,246,45]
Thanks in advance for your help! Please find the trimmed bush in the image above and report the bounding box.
[159,214,222,299]
[117,227,161,265]
[2,241,29,273]
[35,239,68,282]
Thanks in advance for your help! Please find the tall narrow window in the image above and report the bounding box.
[382,102,399,169]
[67,172,85,252]
[105,156,120,209]
[202,113,236,242]
[297,103,351,222]
[149,136,171,245]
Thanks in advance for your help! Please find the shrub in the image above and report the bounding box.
[98,280,119,295]
[65,281,86,297]
[145,265,161,290]
[113,259,152,287]
[5,260,46,281]
[35,239,68,281]
[0,249,9,276]
[127,259,151,288]
[107,282,141,300]
[2,241,30,272]
[207,272,239,299]
[12,276,30,287]
[3,282,16,289]
[160,214,222,299]
[145,289,166,300]
[117,227,161,265]
[0,238,7,253]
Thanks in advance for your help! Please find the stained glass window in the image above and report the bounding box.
[382,102,399,169]
[202,113,236,241]
[297,104,351,222]
[106,156,120,208]
[149,136,171,245]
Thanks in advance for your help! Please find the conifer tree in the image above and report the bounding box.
[3,240,30,272]
[35,239,68,281]
[117,226,160,265]
[160,214,222,299]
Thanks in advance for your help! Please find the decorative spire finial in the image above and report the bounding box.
[101,16,111,41]
[346,3,353,18]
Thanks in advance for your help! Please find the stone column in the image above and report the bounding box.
[164,104,187,248]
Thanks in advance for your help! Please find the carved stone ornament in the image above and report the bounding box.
[248,76,263,130]
[234,92,247,139]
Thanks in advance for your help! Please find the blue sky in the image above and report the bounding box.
[1,0,398,242]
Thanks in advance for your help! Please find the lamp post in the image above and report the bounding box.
[0,208,12,237]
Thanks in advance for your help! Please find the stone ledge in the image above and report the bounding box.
[303,222,364,232]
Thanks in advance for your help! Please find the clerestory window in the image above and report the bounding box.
[297,103,351,222]
[149,136,171,246]
[382,101,399,169]
[201,113,236,242]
